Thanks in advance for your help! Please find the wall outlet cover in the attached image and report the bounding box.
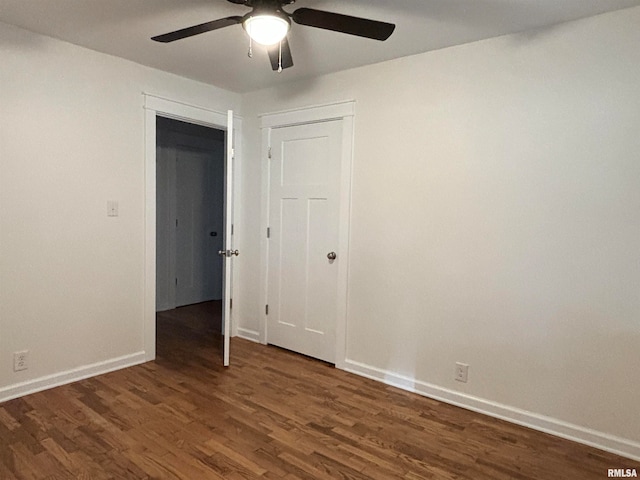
[455,362,469,383]
[14,351,29,372]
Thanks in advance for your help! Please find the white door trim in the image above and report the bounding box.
[259,101,355,129]
[260,100,354,369]
[143,93,243,362]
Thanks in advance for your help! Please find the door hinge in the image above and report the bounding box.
[231,224,234,235]
[175,218,178,228]
[230,298,233,309]
[175,278,178,285]
[265,304,269,315]
[231,147,235,159]
[268,147,272,159]
[267,227,270,238]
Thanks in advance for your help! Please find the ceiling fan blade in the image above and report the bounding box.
[151,16,242,43]
[267,37,294,71]
[292,8,395,41]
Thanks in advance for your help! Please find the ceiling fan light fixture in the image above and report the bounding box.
[243,14,290,46]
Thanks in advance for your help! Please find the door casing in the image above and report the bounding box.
[143,93,242,362]
[259,101,355,369]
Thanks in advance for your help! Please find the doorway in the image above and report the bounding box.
[143,95,239,366]
[156,117,225,309]
[155,117,225,360]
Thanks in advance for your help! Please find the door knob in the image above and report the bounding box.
[327,252,337,260]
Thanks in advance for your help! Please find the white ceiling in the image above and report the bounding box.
[1,0,639,93]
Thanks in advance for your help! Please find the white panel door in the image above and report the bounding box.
[267,120,343,363]
[221,110,235,367]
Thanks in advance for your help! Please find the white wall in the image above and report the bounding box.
[238,7,640,457]
[0,21,240,397]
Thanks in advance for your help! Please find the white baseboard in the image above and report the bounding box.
[0,352,147,404]
[236,327,261,343]
[343,359,640,462]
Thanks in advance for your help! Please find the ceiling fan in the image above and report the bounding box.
[151,0,396,72]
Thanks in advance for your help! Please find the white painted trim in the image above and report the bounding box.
[259,100,355,129]
[259,101,355,366]
[334,114,354,370]
[259,127,271,345]
[144,94,228,127]
[144,107,157,362]
[144,93,243,363]
[237,328,261,343]
[0,352,146,404]
[344,359,640,462]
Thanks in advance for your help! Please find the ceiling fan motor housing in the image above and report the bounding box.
[228,0,295,9]
[153,0,394,71]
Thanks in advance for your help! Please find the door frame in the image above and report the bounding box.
[259,100,355,369]
[143,93,242,362]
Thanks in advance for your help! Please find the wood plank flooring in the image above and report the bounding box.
[0,302,636,479]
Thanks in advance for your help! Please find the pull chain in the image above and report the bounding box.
[278,40,283,73]
[247,19,253,58]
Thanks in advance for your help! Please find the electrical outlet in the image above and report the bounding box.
[455,362,469,383]
[14,351,28,372]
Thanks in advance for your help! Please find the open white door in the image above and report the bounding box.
[219,110,235,366]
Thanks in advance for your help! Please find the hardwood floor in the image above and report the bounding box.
[0,303,636,479]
